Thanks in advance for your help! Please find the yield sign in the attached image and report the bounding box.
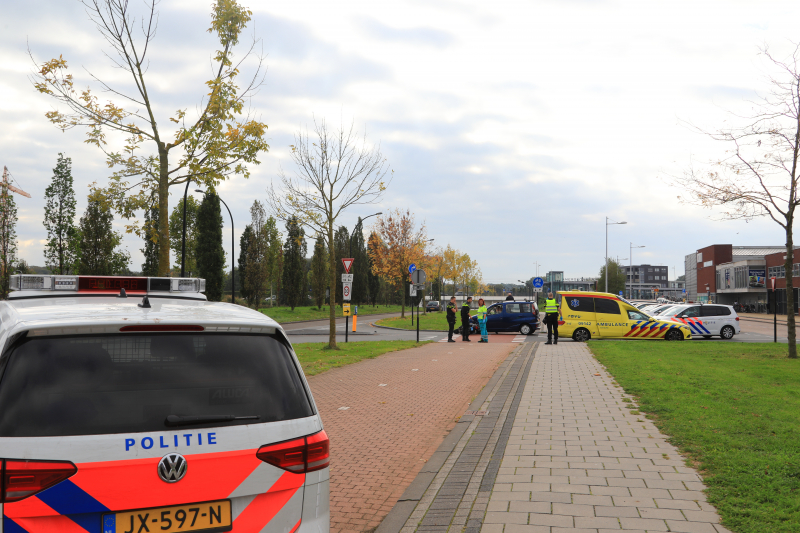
[342,258,354,274]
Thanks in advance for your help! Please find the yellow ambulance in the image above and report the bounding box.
[556,291,692,341]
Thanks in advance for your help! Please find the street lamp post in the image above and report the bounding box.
[348,212,382,257]
[630,243,645,299]
[196,190,235,305]
[605,217,627,293]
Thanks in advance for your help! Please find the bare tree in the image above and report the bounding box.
[31,0,269,275]
[266,119,391,348]
[673,44,800,358]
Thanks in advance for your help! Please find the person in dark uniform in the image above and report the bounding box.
[446,296,457,342]
[505,292,515,301]
[461,296,473,341]
[544,292,559,345]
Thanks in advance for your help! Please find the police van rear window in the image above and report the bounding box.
[0,334,314,437]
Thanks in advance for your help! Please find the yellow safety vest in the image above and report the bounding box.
[476,305,488,320]
[545,298,558,313]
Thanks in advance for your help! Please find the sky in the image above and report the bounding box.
[1,0,799,283]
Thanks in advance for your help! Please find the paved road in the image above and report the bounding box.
[385,342,731,533]
[306,339,518,533]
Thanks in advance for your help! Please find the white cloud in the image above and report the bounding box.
[0,0,797,281]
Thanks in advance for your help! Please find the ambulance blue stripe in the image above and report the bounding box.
[36,479,109,532]
[3,517,29,533]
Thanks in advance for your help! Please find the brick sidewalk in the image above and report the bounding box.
[307,341,517,533]
[485,342,730,533]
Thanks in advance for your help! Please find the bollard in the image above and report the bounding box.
[352,314,357,332]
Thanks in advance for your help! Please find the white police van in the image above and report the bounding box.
[663,303,741,339]
[0,275,329,533]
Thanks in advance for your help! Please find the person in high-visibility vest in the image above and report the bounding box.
[476,298,489,343]
[544,292,559,345]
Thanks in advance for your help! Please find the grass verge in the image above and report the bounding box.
[259,305,404,323]
[375,312,450,331]
[588,341,800,533]
[293,340,433,376]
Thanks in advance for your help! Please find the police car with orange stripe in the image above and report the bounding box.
[556,291,693,341]
[0,275,329,533]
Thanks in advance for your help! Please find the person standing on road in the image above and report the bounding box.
[476,298,489,343]
[544,292,559,345]
[461,296,473,342]
[446,296,458,342]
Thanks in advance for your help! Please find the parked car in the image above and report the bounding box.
[458,301,539,335]
[425,300,441,312]
[668,303,741,339]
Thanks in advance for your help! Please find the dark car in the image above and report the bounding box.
[465,301,540,335]
[426,300,441,312]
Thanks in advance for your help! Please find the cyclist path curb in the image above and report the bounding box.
[381,342,732,533]
[306,339,519,533]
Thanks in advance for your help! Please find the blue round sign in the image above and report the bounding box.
[532,277,544,288]
[409,264,416,274]
[619,291,623,296]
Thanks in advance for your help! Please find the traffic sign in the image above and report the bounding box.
[771,276,776,290]
[342,274,353,282]
[409,263,416,275]
[619,291,623,296]
[533,287,542,293]
[342,282,352,301]
[342,258,354,274]
[411,269,426,285]
[409,285,417,297]
[343,303,351,316]
[532,277,544,288]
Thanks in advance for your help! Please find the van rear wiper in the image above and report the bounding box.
[165,414,260,427]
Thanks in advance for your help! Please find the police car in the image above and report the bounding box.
[661,303,741,340]
[0,275,329,533]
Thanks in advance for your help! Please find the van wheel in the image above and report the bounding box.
[665,329,684,341]
[573,328,591,342]
[520,324,532,335]
[721,326,735,340]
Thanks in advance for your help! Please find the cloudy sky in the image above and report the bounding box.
[1,0,799,283]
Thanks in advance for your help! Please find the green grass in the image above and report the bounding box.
[292,340,432,376]
[258,305,404,324]
[588,342,800,533]
[375,311,450,331]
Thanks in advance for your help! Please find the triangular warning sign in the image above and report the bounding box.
[342,258,354,274]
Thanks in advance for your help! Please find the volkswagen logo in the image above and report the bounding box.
[158,453,187,483]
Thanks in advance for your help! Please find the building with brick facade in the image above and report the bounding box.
[765,249,800,314]
[685,244,784,306]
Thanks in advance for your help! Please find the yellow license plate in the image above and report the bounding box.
[103,499,231,533]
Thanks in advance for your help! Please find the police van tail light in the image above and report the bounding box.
[256,430,330,473]
[1,459,77,503]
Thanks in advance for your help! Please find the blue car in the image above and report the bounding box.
[467,301,540,335]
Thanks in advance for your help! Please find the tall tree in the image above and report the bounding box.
[264,216,282,306]
[169,196,199,276]
[77,200,130,275]
[367,231,381,307]
[43,153,78,274]
[334,225,349,304]
[281,216,307,311]
[673,45,800,358]
[238,224,253,303]
[0,182,18,298]
[310,234,328,309]
[32,0,269,276]
[196,194,225,301]
[369,209,430,318]
[140,206,159,276]
[266,119,391,349]
[350,219,370,305]
[598,259,627,296]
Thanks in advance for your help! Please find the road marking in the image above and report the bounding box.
[512,335,526,343]
[338,407,350,410]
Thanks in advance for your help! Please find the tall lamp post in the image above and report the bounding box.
[348,212,382,257]
[629,243,645,299]
[605,217,627,293]
[196,190,236,305]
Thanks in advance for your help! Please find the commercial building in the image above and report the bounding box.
[765,249,800,314]
[684,244,784,306]
[543,272,597,293]
[622,264,677,298]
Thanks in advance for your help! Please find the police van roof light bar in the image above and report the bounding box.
[9,275,206,295]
